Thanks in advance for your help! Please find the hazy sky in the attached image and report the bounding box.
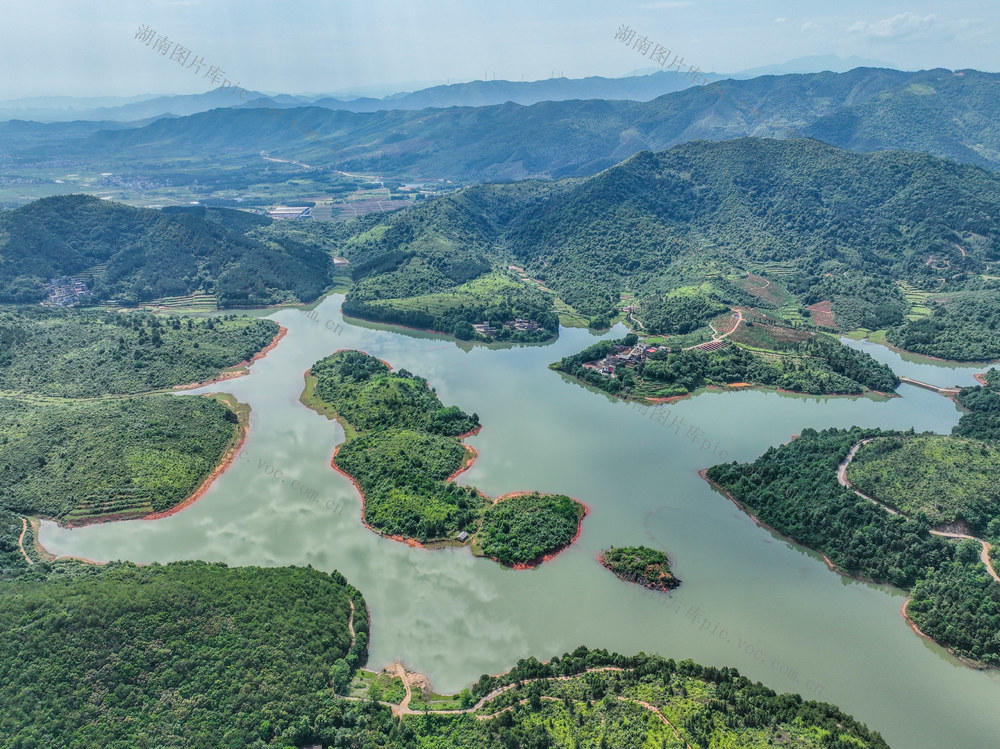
[2,0,997,100]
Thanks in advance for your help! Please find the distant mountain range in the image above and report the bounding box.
[0,55,892,123]
[0,88,309,123]
[303,71,727,113]
[0,71,719,123]
[732,54,898,78]
[7,67,998,185]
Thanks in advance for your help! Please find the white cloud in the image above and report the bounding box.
[801,21,819,31]
[849,12,936,39]
[773,17,787,24]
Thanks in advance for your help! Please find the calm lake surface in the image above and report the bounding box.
[41,295,1000,749]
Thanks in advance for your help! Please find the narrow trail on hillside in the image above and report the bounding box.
[343,666,646,721]
[618,697,693,748]
[685,309,743,351]
[838,440,999,582]
[17,517,34,565]
[347,599,356,650]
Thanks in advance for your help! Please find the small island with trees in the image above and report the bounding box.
[599,545,680,592]
[301,349,586,566]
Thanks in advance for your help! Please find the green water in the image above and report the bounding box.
[41,296,1000,748]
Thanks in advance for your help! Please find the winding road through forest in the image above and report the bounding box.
[838,440,999,582]
[344,663,691,743]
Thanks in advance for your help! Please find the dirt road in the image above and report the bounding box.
[838,440,999,582]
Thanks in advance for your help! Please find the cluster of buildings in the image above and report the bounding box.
[472,318,542,337]
[585,341,667,376]
[265,205,311,220]
[44,277,90,307]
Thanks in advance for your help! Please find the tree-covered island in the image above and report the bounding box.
[301,349,586,566]
[600,545,681,591]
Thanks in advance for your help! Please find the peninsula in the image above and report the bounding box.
[705,369,1000,668]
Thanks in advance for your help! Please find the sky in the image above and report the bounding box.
[1,0,997,101]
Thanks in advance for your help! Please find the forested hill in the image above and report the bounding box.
[0,561,369,748]
[9,67,1000,184]
[0,194,332,306]
[340,138,1000,336]
[0,551,887,747]
[509,139,1000,320]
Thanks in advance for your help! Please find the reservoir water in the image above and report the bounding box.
[41,295,1000,748]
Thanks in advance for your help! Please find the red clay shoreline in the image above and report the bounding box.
[505,500,589,570]
[27,326,281,542]
[701,468,995,668]
[173,325,288,390]
[142,403,249,522]
[308,354,586,567]
[901,599,986,669]
[329,442,432,551]
[53,395,250,530]
[31,518,109,566]
[446,444,480,483]
[331,421,589,566]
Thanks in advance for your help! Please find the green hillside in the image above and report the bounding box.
[303,350,585,563]
[0,307,279,397]
[504,140,1000,322]
[0,394,241,523]
[849,434,1000,532]
[0,548,886,749]
[887,291,1000,361]
[0,195,333,306]
[804,71,1000,170]
[0,308,283,523]
[707,372,1000,666]
[336,138,1000,359]
[0,561,367,748]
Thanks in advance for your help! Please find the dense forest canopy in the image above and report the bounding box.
[0,307,279,397]
[0,546,886,749]
[0,195,332,306]
[849,434,1000,534]
[707,416,1000,667]
[477,492,584,567]
[0,561,368,749]
[306,350,585,562]
[335,138,1000,359]
[0,307,276,524]
[887,291,1000,361]
[953,368,1000,441]
[310,350,479,437]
